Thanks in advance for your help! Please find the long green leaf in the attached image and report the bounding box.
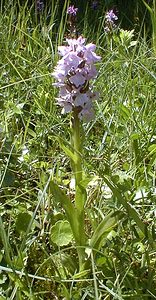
[142,0,152,14]
[50,181,80,243]
[90,212,118,250]
[57,136,77,164]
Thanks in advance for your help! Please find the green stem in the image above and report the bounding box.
[71,109,87,270]
[72,111,82,199]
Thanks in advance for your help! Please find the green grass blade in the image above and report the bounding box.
[102,176,153,242]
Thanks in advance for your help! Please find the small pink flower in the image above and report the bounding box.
[67,5,78,16]
[75,93,89,107]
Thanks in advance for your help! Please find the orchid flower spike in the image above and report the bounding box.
[67,5,78,16]
[52,36,101,122]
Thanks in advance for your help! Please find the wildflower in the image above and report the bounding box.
[105,9,118,33]
[91,0,99,10]
[36,0,44,12]
[67,5,78,38]
[105,9,118,23]
[52,36,101,122]
[67,5,78,16]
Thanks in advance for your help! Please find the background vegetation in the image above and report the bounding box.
[0,0,156,299]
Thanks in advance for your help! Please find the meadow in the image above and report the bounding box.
[0,1,156,299]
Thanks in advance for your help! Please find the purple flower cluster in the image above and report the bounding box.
[105,10,118,23]
[105,9,118,33]
[91,1,99,10]
[67,5,78,16]
[36,0,44,12]
[52,37,101,121]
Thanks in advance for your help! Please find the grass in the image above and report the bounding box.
[0,1,156,299]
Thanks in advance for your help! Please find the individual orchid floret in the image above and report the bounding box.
[67,5,78,16]
[52,37,101,122]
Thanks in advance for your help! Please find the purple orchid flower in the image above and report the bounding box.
[105,10,118,23]
[52,37,101,122]
[67,5,78,16]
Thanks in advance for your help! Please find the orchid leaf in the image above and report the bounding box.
[56,136,77,164]
[50,181,79,243]
[90,212,118,250]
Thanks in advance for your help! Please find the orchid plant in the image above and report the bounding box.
[51,5,101,271]
[104,9,118,50]
[104,9,118,34]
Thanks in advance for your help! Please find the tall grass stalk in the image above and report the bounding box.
[142,0,156,54]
